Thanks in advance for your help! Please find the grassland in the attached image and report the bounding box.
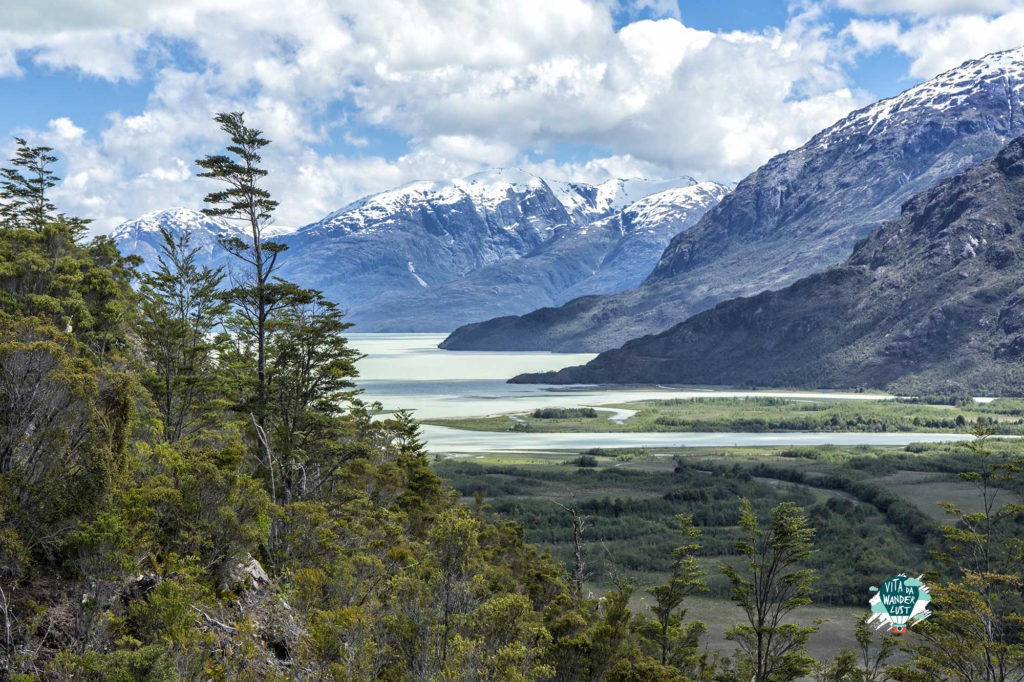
[423,395,1024,434]
[431,435,1024,657]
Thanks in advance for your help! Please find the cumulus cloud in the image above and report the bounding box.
[0,0,877,232]
[844,9,1024,78]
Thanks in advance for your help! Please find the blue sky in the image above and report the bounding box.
[0,0,1022,231]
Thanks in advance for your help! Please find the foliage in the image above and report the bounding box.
[137,227,231,443]
[533,407,599,419]
[633,515,710,677]
[431,395,1024,435]
[890,428,1024,682]
[0,125,695,680]
[0,137,58,231]
[196,111,293,430]
[722,499,818,682]
[439,457,923,606]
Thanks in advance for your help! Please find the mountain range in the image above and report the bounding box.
[441,47,1024,353]
[113,171,728,331]
[513,133,1024,395]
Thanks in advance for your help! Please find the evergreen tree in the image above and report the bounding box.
[0,137,58,231]
[138,227,231,443]
[723,499,818,682]
[635,514,708,671]
[853,613,896,681]
[262,291,360,506]
[0,139,131,363]
[196,112,293,430]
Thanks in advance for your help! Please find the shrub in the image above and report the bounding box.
[532,407,598,419]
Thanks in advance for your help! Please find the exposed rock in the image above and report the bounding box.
[224,554,270,592]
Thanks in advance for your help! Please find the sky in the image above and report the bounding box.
[2,0,1024,233]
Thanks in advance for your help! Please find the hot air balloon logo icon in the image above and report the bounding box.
[868,574,931,633]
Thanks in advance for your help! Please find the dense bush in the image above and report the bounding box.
[533,406,599,419]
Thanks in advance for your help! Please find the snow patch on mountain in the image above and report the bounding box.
[622,182,733,234]
[309,169,706,238]
[407,261,428,288]
[111,207,243,239]
[820,46,1024,148]
[595,177,700,214]
[110,208,247,270]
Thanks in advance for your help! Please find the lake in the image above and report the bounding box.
[349,333,974,454]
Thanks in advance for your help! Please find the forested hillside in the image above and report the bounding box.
[1,115,1022,681]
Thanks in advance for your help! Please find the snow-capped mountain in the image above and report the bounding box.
[443,46,1024,353]
[288,168,577,286]
[549,176,700,223]
[557,181,732,299]
[514,134,1024,393]
[815,46,1024,151]
[311,168,555,234]
[110,208,246,270]
[111,208,297,274]
[113,170,727,330]
[649,45,1024,285]
[352,181,731,332]
[275,169,719,330]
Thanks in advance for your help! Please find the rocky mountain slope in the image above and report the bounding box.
[442,47,1024,353]
[114,171,727,331]
[512,135,1024,395]
[349,181,729,331]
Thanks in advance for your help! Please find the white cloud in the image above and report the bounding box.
[29,30,145,81]
[844,10,1024,78]
[618,19,714,75]
[343,131,369,148]
[843,19,902,52]
[0,0,875,232]
[523,153,667,184]
[421,135,519,165]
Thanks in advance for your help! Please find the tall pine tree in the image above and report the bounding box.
[0,137,58,231]
[195,112,295,429]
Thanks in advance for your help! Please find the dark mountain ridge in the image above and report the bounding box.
[512,135,1024,395]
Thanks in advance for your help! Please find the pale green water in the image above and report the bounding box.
[349,333,972,454]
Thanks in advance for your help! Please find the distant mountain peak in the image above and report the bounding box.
[620,181,732,232]
[819,45,1024,149]
[322,168,548,223]
[111,207,296,241]
[307,169,708,238]
[114,171,728,332]
[110,207,240,238]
